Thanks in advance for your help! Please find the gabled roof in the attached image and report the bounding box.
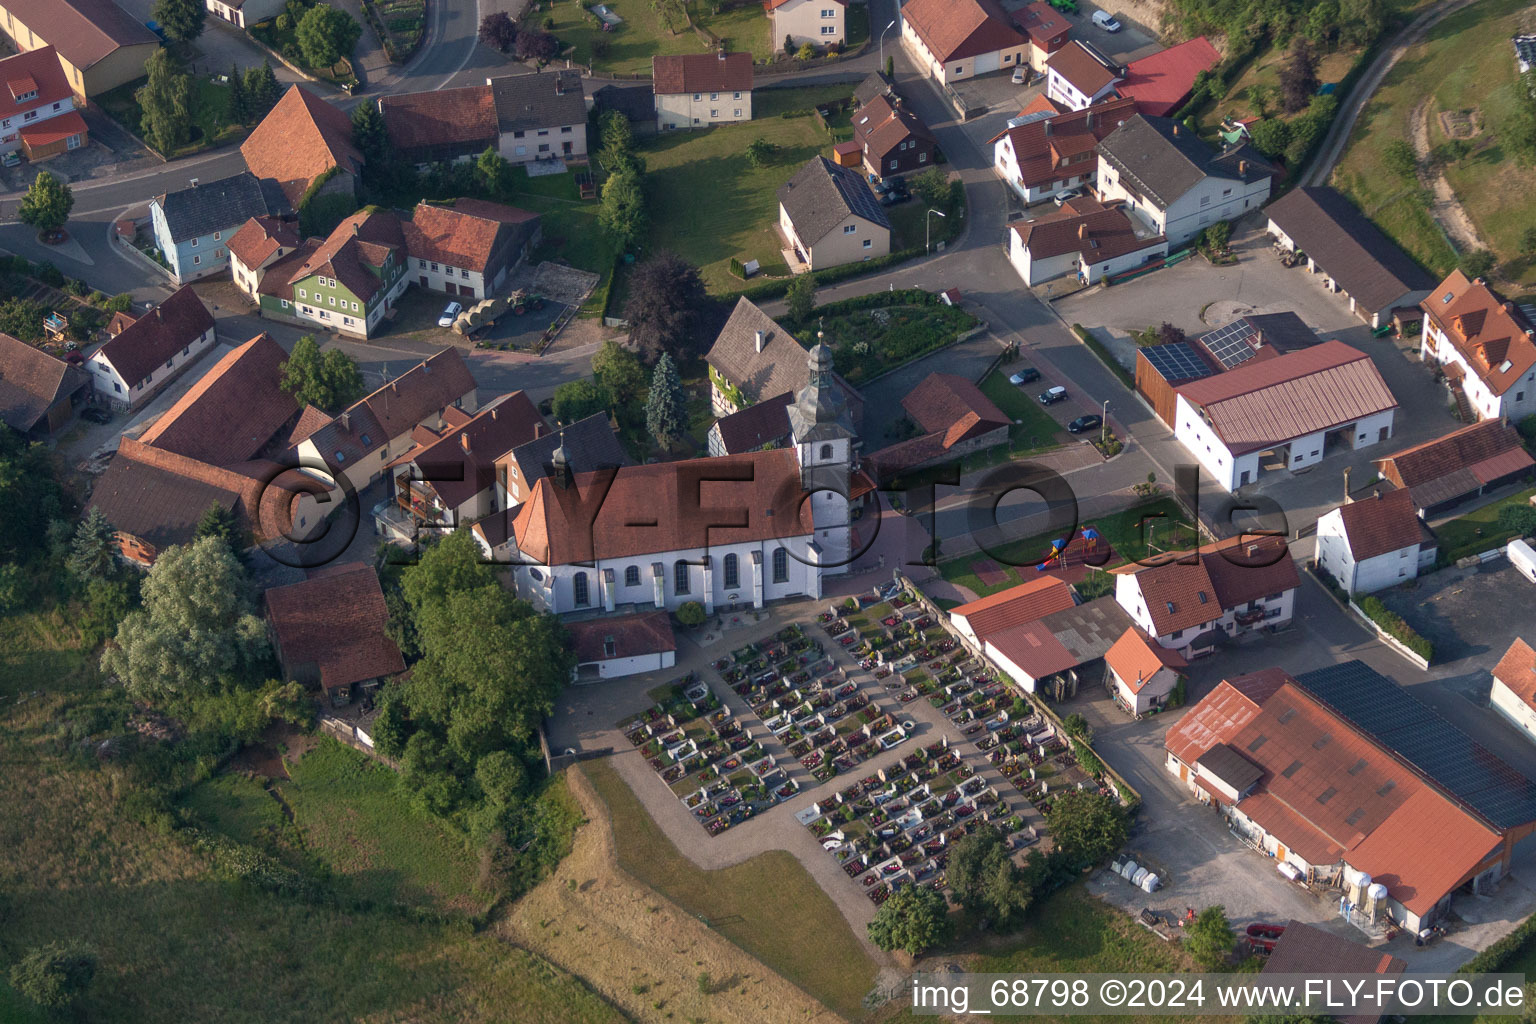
[1008,197,1165,263]
[0,0,156,71]
[379,85,498,154]
[0,46,72,115]
[854,70,895,106]
[154,171,290,243]
[710,391,794,455]
[241,85,364,207]
[1010,1,1070,50]
[901,371,1009,440]
[852,94,934,163]
[1264,921,1404,1024]
[1421,270,1536,396]
[1194,311,1321,370]
[949,576,1077,638]
[1098,113,1274,209]
[506,411,631,494]
[288,208,405,302]
[990,96,1136,189]
[265,562,405,691]
[986,620,1078,680]
[1374,419,1535,510]
[1175,340,1397,455]
[401,199,540,274]
[1330,488,1421,562]
[256,239,322,302]
[137,333,295,466]
[901,0,1026,64]
[1047,40,1122,96]
[707,296,805,402]
[93,285,214,388]
[0,330,85,432]
[1164,668,1288,765]
[1494,639,1536,711]
[565,610,676,663]
[652,52,754,95]
[488,69,588,132]
[1105,626,1186,691]
[1266,187,1436,313]
[1116,37,1221,117]
[227,215,301,269]
[778,155,891,246]
[1114,534,1298,636]
[405,391,545,509]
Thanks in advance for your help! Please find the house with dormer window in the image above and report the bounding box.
[0,46,87,158]
[1419,270,1536,422]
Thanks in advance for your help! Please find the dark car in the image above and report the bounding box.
[1039,386,1068,405]
[880,190,911,206]
[81,407,112,425]
[1009,367,1041,385]
[1068,414,1103,433]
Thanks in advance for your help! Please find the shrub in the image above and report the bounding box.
[34,260,64,286]
[1358,596,1433,662]
[1499,504,1536,538]
[276,11,291,29]
[1517,415,1536,445]
[676,601,706,627]
[728,257,746,279]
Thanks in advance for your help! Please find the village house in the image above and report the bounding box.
[1419,270,1536,423]
[0,330,89,436]
[1372,419,1535,518]
[1009,2,1070,70]
[1112,533,1299,657]
[1490,639,1536,745]
[565,611,678,682]
[863,371,1013,481]
[399,198,542,300]
[204,0,283,29]
[1104,626,1186,716]
[1005,196,1167,287]
[150,171,292,284]
[0,46,87,159]
[705,295,863,426]
[227,215,302,301]
[279,209,409,339]
[379,84,500,167]
[265,563,406,707]
[0,0,158,100]
[86,285,217,409]
[899,0,1028,85]
[494,412,631,509]
[990,95,1135,204]
[706,392,794,456]
[652,52,754,130]
[1113,37,1221,116]
[241,84,364,207]
[852,94,936,179]
[765,0,844,48]
[489,70,589,163]
[1314,487,1437,596]
[980,597,1135,695]
[778,155,891,271]
[1045,40,1122,110]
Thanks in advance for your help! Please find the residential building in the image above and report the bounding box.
[489,70,589,163]
[1105,626,1186,715]
[0,0,158,100]
[653,52,753,130]
[86,285,216,408]
[227,214,302,301]
[777,155,891,271]
[379,84,499,166]
[990,95,1135,203]
[853,94,935,178]
[566,611,677,681]
[494,411,631,509]
[1490,639,1536,745]
[1314,488,1436,596]
[400,198,542,299]
[1096,113,1276,245]
[241,84,364,207]
[1419,270,1536,422]
[1372,420,1535,518]
[705,295,863,424]
[765,0,844,48]
[1114,37,1221,116]
[265,563,405,707]
[150,171,292,284]
[204,0,284,29]
[853,70,896,107]
[707,392,794,456]
[1112,533,1299,657]
[1171,340,1398,492]
[946,575,1076,648]
[0,46,86,158]
[1005,196,1167,286]
[863,371,1013,481]
[1009,2,1070,70]
[1266,186,1437,329]
[900,0,1028,84]
[282,209,410,339]
[1045,40,1122,110]
[591,83,655,125]
[1165,665,1524,934]
[1262,921,1405,1024]
[0,330,88,435]
[981,597,1134,694]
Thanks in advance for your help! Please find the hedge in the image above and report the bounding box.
[739,247,925,302]
[1358,595,1434,663]
[596,251,625,320]
[802,287,938,320]
[1071,323,1135,390]
[1461,910,1536,974]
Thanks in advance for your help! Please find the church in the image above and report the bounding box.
[474,343,872,616]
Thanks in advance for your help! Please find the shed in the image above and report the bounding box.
[832,140,862,168]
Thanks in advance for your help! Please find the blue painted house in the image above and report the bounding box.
[150,171,291,284]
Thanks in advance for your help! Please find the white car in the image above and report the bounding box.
[1012,66,1026,85]
[437,301,463,327]
[1092,9,1121,30]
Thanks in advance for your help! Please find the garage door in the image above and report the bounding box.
[974,51,1000,74]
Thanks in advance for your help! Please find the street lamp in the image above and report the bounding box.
[926,208,946,254]
[1100,398,1110,448]
[879,19,896,69]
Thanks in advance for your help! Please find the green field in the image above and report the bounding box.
[0,608,95,700]
[1433,486,1536,563]
[1333,0,1535,286]
[539,0,772,75]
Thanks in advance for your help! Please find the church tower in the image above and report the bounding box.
[788,335,856,576]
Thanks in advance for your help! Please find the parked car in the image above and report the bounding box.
[880,190,912,207]
[437,301,463,327]
[1092,9,1121,30]
[1068,413,1103,433]
[1054,187,1085,206]
[81,406,112,425]
[1039,386,1068,405]
[1009,367,1041,385]
[1050,0,1077,12]
[1012,66,1027,85]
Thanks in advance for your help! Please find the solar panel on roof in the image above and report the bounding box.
[1198,319,1261,370]
[1141,342,1214,383]
[1006,110,1054,129]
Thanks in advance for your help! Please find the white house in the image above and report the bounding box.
[0,45,87,159]
[205,0,284,30]
[899,0,1029,85]
[1045,40,1122,111]
[566,611,678,682]
[1171,340,1398,493]
[977,597,1135,694]
[86,285,216,409]
[488,70,589,164]
[652,52,753,131]
[1096,113,1275,246]
[777,156,892,271]
[1419,270,1536,423]
[1314,488,1436,596]
[1104,626,1185,716]
[765,0,845,48]
[1005,197,1166,286]
[990,95,1135,204]
[1490,639,1536,744]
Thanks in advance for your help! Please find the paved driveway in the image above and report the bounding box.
[1378,560,1536,679]
[858,329,1009,445]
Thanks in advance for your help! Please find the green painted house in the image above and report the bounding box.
[254,209,410,338]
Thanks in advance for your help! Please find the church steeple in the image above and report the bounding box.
[788,326,854,445]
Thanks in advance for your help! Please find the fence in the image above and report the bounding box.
[319,714,399,768]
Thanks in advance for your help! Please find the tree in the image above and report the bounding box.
[153,0,206,43]
[912,166,950,208]
[1383,138,1417,179]
[622,252,707,361]
[785,33,794,56]
[1279,39,1319,114]
[1503,72,1536,167]
[295,4,362,69]
[100,537,269,701]
[1306,0,1339,48]
[1248,118,1292,158]
[646,353,687,448]
[796,42,816,60]
[1459,248,1496,280]
[17,170,74,234]
[351,100,389,165]
[868,884,951,956]
[675,600,706,627]
[227,62,250,123]
[478,10,518,51]
[596,110,640,175]
[197,502,241,552]
[0,297,44,341]
[279,335,365,411]
[1204,219,1232,252]
[1244,83,1276,119]
[136,49,193,155]
[1499,503,1536,537]
[592,340,647,406]
[1157,322,1188,346]
[785,273,816,323]
[1184,905,1235,968]
[8,942,97,1012]
[885,55,894,78]
[0,411,65,569]
[68,507,119,583]
[515,29,558,61]
[947,826,1030,925]
[476,146,511,197]
[244,62,281,119]
[1044,789,1127,866]
[1338,0,1386,48]
[550,379,610,424]
[1061,712,1092,742]
[745,136,777,169]
[598,165,646,247]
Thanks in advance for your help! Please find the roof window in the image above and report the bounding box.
[1345,807,1365,826]
[1197,591,1208,603]
[1165,600,1175,613]
[1281,760,1302,778]
[336,452,346,462]
[1277,707,1296,724]
[1312,733,1331,750]
[1347,758,1368,775]
[1377,780,1396,797]
[1247,735,1268,752]
[360,433,371,445]
[1316,787,1336,804]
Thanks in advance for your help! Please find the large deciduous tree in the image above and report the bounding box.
[153,0,206,43]
[1279,38,1319,114]
[550,378,610,424]
[514,29,558,61]
[279,335,365,411]
[622,251,707,361]
[591,340,647,406]
[867,884,952,956]
[946,826,1031,925]
[1183,905,1235,968]
[8,942,97,1012]
[785,273,816,324]
[18,170,74,234]
[136,50,193,155]
[296,4,362,69]
[478,11,517,51]
[1043,789,1127,866]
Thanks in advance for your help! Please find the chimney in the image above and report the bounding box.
[1342,465,1352,504]
[755,329,765,352]
[1375,489,1383,500]
[1171,122,1180,136]
[1085,110,1094,128]
[460,432,472,453]
[189,177,199,188]
[353,220,361,235]
[1043,118,1052,137]
[490,406,498,420]
[1238,159,1248,176]
[391,381,399,394]
[340,411,351,431]
[718,49,727,60]
[534,422,545,438]
[1077,223,1088,239]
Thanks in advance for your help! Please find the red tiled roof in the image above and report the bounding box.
[1115,534,1298,637]
[986,620,1078,680]
[406,391,545,508]
[287,208,404,303]
[0,47,72,115]
[851,94,935,163]
[1047,40,1122,96]
[1010,1,1070,50]
[990,96,1136,189]
[400,199,539,274]
[1165,669,1288,765]
[1332,488,1421,562]
[1116,37,1221,117]
[265,562,405,692]
[18,108,86,147]
[0,0,157,72]
[256,239,322,302]
[902,372,1009,437]
[949,576,1077,638]
[1008,197,1165,262]
[652,52,753,95]
[138,333,295,466]
[902,0,1026,63]
[227,215,300,269]
[1374,419,1534,509]
[241,85,364,207]
[565,610,676,663]
[764,0,844,9]
[379,85,498,154]
[93,285,214,388]
[1422,270,1536,397]
[1105,626,1185,692]
[0,330,85,432]
[287,403,332,446]
[1175,340,1397,456]
[1494,639,1536,710]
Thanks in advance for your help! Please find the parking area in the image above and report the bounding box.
[1379,560,1536,676]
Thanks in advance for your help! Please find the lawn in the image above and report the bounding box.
[791,301,978,385]
[978,369,1069,448]
[936,496,1197,597]
[500,166,617,314]
[0,608,96,700]
[96,76,250,158]
[539,0,771,75]
[1433,486,1536,564]
[1333,0,1534,286]
[582,758,878,1019]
